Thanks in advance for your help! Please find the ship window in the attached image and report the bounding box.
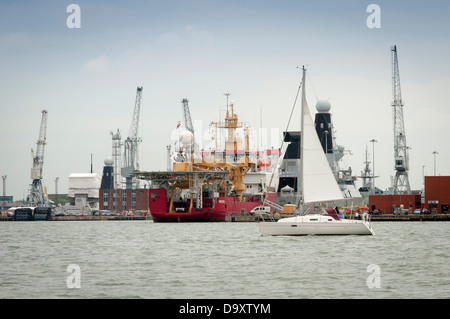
[310,219,318,221]
[151,192,158,198]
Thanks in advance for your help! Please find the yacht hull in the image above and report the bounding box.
[259,215,374,236]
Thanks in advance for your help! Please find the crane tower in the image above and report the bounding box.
[391,45,411,194]
[110,129,122,190]
[26,109,48,206]
[122,86,143,189]
[181,98,194,134]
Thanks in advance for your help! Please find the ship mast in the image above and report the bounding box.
[222,92,242,153]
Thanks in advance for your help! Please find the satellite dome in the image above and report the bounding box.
[316,100,331,113]
[104,157,113,166]
[179,130,194,145]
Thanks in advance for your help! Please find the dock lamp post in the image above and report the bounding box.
[370,139,378,195]
[422,165,425,188]
[432,151,438,176]
[55,177,59,204]
[1,175,6,212]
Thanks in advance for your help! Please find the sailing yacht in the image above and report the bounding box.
[259,67,374,236]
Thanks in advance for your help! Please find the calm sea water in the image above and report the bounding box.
[0,220,448,299]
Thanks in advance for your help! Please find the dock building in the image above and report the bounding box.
[369,176,450,214]
[98,157,149,213]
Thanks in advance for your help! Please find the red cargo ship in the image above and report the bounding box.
[133,95,277,222]
[135,164,276,222]
[145,186,276,222]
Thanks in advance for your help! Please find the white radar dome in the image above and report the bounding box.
[179,130,194,145]
[104,157,113,166]
[316,100,331,113]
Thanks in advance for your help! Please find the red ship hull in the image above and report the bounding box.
[151,209,228,222]
[148,189,276,222]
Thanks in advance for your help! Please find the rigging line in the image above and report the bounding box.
[306,70,319,102]
[263,77,303,207]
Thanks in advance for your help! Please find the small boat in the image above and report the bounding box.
[259,66,374,236]
[260,205,374,235]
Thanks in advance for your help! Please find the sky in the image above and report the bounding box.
[1,0,450,201]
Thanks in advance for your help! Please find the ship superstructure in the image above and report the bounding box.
[276,131,301,207]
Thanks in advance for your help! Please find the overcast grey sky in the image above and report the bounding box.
[1,0,450,200]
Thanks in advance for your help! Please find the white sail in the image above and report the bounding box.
[300,70,344,204]
[258,67,374,236]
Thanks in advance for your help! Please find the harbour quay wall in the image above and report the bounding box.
[1,214,449,222]
[0,215,150,221]
[368,213,450,222]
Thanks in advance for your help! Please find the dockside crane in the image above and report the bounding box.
[177,98,196,162]
[181,98,194,134]
[122,86,143,189]
[26,109,49,207]
[391,45,411,194]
